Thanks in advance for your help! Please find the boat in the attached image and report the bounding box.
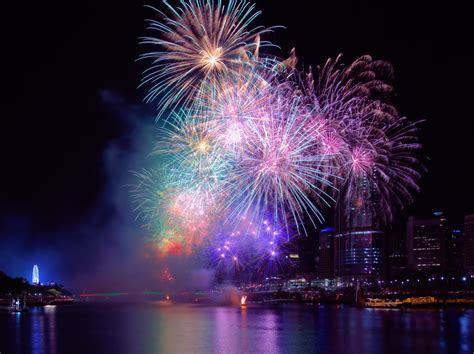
[9,297,28,313]
[445,298,474,306]
[365,298,402,308]
[401,296,442,308]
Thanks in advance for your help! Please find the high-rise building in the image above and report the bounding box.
[464,214,474,275]
[406,212,447,273]
[387,230,407,278]
[334,175,384,280]
[334,229,384,279]
[317,227,334,278]
[446,228,463,273]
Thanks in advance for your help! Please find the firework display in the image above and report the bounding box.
[139,0,279,119]
[207,212,291,278]
[134,0,423,267]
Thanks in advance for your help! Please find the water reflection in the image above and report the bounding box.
[29,305,57,354]
[459,314,470,353]
[45,305,57,354]
[213,307,240,352]
[1,304,473,354]
[30,307,45,354]
[154,304,211,353]
[239,306,249,353]
[14,311,22,352]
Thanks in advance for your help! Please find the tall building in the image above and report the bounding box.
[317,227,334,278]
[334,229,384,279]
[464,214,474,275]
[406,212,447,273]
[446,228,463,273]
[334,175,384,280]
[387,230,407,278]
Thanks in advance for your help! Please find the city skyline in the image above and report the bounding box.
[1,0,473,289]
[1,2,473,354]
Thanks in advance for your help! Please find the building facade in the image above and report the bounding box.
[464,214,474,275]
[387,231,408,278]
[406,212,447,273]
[446,228,463,273]
[317,227,335,278]
[334,174,384,280]
[335,229,384,279]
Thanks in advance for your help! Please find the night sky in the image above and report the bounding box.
[2,0,473,287]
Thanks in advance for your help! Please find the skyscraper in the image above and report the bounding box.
[334,229,384,279]
[406,212,446,273]
[334,175,384,280]
[387,230,407,278]
[464,214,474,275]
[317,227,335,278]
[446,228,463,273]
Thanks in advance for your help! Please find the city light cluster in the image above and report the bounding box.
[132,0,423,263]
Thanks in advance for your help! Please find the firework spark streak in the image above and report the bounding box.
[133,0,424,264]
[139,0,279,119]
[206,212,292,277]
[314,55,424,224]
[222,83,337,235]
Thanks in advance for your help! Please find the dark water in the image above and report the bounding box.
[0,302,473,354]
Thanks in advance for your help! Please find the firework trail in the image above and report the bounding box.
[131,168,219,255]
[139,0,279,119]
[153,110,230,215]
[133,0,424,262]
[223,84,336,235]
[314,55,423,224]
[206,211,292,278]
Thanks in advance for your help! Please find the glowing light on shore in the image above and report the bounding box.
[240,295,247,305]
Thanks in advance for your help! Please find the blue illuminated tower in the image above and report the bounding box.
[32,265,39,285]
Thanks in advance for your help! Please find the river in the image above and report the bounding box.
[1,302,473,353]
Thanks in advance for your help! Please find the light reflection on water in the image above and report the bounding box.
[0,303,473,354]
[4,306,58,354]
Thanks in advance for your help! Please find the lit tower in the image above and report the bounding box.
[334,173,384,281]
[32,265,39,285]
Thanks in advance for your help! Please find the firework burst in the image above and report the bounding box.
[224,86,337,235]
[139,0,279,119]
[206,211,292,278]
[314,55,423,225]
[134,0,424,262]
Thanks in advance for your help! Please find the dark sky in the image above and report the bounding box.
[2,0,473,286]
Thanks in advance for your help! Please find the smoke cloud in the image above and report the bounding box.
[0,90,214,293]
